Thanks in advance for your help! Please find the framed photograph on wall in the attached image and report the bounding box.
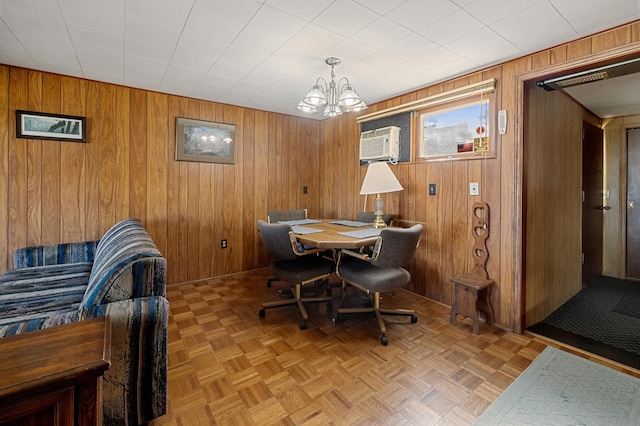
[175,117,236,164]
[16,110,86,142]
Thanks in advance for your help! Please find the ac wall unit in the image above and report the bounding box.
[359,126,400,161]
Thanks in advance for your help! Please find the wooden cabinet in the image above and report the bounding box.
[0,317,111,426]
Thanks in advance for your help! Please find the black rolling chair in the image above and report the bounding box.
[257,220,334,330]
[335,224,423,345]
[266,209,307,289]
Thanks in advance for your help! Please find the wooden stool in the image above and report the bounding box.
[449,201,495,334]
[450,275,494,334]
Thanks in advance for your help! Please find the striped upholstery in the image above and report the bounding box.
[0,218,168,425]
[0,263,91,325]
[14,240,99,268]
[80,218,165,309]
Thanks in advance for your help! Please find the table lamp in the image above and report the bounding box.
[360,161,403,228]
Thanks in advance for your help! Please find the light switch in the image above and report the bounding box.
[470,182,479,196]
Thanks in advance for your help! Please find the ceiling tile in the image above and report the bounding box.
[446,26,506,57]
[1,0,638,119]
[265,0,334,20]
[551,0,640,35]
[465,40,522,66]
[381,33,439,61]
[386,0,460,31]
[67,24,124,52]
[275,23,345,60]
[125,38,173,63]
[125,0,194,31]
[313,0,380,37]
[490,2,569,40]
[418,9,484,45]
[352,17,414,50]
[464,0,545,25]
[507,19,576,52]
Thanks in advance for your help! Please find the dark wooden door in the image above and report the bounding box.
[582,121,604,285]
[627,128,640,279]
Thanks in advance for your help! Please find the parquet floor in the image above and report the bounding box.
[149,268,640,426]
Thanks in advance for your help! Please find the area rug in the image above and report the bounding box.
[527,276,640,369]
[474,346,640,425]
[614,283,640,319]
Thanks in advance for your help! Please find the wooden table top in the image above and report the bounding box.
[293,219,382,249]
[0,316,111,403]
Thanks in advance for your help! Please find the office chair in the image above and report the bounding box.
[257,220,334,330]
[356,211,393,226]
[265,209,307,289]
[335,224,423,345]
[267,209,307,224]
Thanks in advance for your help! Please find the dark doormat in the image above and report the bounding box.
[614,284,640,319]
[527,276,640,370]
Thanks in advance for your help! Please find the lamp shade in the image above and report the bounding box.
[359,162,403,195]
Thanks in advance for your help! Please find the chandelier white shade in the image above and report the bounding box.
[297,57,367,117]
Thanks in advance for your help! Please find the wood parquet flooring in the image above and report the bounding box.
[149,268,640,426]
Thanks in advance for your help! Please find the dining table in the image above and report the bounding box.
[279,218,383,250]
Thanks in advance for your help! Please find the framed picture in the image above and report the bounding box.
[175,117,236,164]
[16,110,86,142]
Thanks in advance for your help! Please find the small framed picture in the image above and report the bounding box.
[175,117,236,164]
[16,110,86,142]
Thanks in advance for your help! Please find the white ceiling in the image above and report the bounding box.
[1,0,639,120]
[564,71,640,119]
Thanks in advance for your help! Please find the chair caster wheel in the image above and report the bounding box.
[381,335,389,346]
[411,315,417,323]
[259,309,265,318]
[299,321,307,330]
[336,313,345,323]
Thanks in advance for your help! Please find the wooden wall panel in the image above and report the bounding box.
[26,71,42,247]
[0,66,8,268]
[1,19,639,333]
[0,67,320,285]
[524,85,584,326]
[8,68,28,267]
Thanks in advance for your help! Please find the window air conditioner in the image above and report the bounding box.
[359,126,400,161]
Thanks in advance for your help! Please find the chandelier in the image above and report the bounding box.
[296,57,367,117]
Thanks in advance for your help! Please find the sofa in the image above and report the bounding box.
[0,218,168,425]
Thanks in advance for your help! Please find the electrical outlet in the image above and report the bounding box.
[429,183,436,196]
[221,239,227,249]
[470,182,479,196]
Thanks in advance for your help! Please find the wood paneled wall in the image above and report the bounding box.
[0,67,321,286]
[318,20,640,332]
[523,83,584,327]
[1,20,639,333]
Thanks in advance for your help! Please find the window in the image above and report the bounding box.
[415,93,493,161]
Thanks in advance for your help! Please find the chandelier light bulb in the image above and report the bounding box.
[297,57,366,117]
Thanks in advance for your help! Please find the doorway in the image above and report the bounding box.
[626,127,640,280]
[582,120,604,285]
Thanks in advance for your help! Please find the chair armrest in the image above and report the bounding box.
[288,230,325,256]
[14,240,100,269]
[340,248,371,262]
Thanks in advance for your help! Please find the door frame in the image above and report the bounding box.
[514,43,640,332]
